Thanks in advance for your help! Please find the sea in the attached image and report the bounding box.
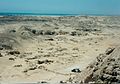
[0,13,80,16]
[0,13,119,16]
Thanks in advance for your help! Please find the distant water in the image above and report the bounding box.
[0,13,80,16]
[0,13,119,16]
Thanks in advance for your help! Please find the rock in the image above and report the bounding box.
[38,30,44,35]
[0,53,3,57]
[37,60,45,64]
[0,46,3,50]
[117,71,120,75]
[93,66,99,72]
[37,59,53,64]
[27,56,38,60]
[0,44,13,50]
[107,58,115,62]
[105,48,115,55]
[113,64,119,69]
[45,38,54,41]
[71,31,77,36]
[9,29,16,33]
[14,64,22,67]
[31,29,37,34]
[84,47,120,84]
[28,65,37,71]
[23,70,28,73]
[38,66,45,69]
[58,30,68,35]
[100,74,111,81]
[104,66,113,74]
[8,50,20,55]
[41,81,48,84]
[20,31,33,39]
[60,81,67,84]
[117,76,120,83]
[112,71,117,76]
[44,30,55,35]
[110,76,118,82]
[118,57,120,60]
[9,58,15,61]
[71,68,81,73]
[84,73,93,83]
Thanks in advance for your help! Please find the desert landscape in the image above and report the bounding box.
[0,16,120,84]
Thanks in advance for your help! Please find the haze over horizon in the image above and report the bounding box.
[0,0,120,15]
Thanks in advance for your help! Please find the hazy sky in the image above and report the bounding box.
[0,0,120,15]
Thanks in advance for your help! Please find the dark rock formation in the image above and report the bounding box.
[71,68,81,73]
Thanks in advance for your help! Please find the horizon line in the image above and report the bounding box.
[0,12,120,16]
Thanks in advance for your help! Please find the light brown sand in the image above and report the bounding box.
[0,16,120,83]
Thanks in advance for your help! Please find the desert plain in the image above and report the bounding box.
[0,16,120,84]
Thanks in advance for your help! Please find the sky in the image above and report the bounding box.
[0,0,120,15]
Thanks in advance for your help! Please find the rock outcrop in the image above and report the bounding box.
[72,46,120,84]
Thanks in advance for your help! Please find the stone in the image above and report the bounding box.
[31,29,37,34]
[107,58,115,62]
[71,31,77,36]
[100,74,111,81]
[9,58,15,61]
[71,68,81,73]
[41,81,48,84]
[112,71,117,76]
[8,50,20,55]
[0,53,3,57]
[60,81,66,84]
[10,30,16,33]
[45,38,54,41]
[37,60,53,64]
[105,48,115,55]
[44,30,55,35]
[14,64,22,67]
[117,71,120,75]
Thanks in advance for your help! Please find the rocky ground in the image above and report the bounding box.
[0,16,120,84]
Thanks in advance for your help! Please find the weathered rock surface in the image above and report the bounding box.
[71,46,120,84]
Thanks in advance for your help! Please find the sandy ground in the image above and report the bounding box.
[0,16,120,84]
